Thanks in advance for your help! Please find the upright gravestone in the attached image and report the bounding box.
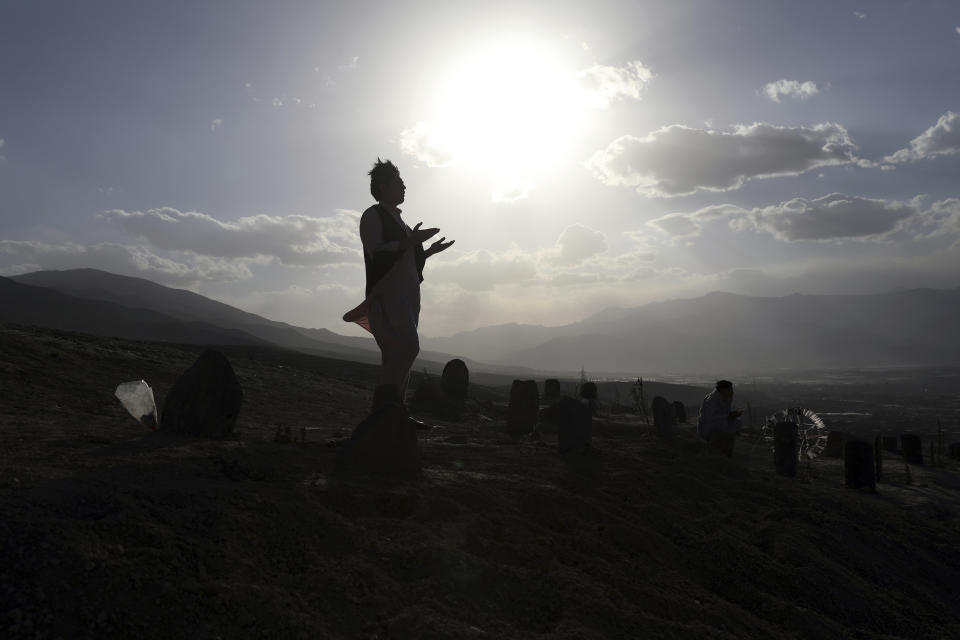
[874,435,883,481]
[651,396,674,437]
[161,350,243,438]
[774,421,798,477]
[882,436,899,453]
[672,401,687,424]
[556,396,592,454]
[335,406,421,479]
[543,379,562,403]
[579,382,599,416]
[822,431,846,458]
[901,434,923,465]
[845,440,876,491]
[950,443,960,461]
[441,359,469,402]
[508,380,539,435]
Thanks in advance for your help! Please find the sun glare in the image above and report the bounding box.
[412,37,590,199]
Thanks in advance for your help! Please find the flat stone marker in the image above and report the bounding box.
[774,421,798,477]
[161,349,243,438]
[508,379,539,435]
[845,440,876,491]
[901,434,923,465]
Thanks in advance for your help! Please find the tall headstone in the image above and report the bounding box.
[882,436,899,453]
[441,359,469,402]
[845,440,876,491]
[901,434,923,465]
[543,379,562,403]
[651,396,674,437]
[671,401,687,424]
[161,350,243,438]
[555,396,592,454]
[774,421,798,477]
[508,380,539,435]
[335,406,420,479]
[874,435,883,481]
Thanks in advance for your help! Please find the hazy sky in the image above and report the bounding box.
[2,0,959,337]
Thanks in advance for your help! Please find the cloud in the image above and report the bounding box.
[737,194,918,241]
[337,55,360,72]
[652,194,921,242]
[427,249,538,291]
[854,12,867,19]
[551,224,608,265]
[576,60,654,108]
[490,180,532,204]
[916,198,960,244]
[760,79,820,103]
[884,111,960,163]
[101,207,360,266]
[398,121,456,168]
[0,240,252,284]
[587,122,864,197]
[210,118,223,132]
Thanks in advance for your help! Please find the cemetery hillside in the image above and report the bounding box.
[2,320,959,639]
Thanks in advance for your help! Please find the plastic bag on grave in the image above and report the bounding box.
[114,380,159,430]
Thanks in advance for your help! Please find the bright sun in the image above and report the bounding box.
[408,37,590,201]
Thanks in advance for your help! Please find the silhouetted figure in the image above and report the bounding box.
[697,380,743,456]
[343,159,454,427]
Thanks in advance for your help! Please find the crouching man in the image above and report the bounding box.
[697,379,743,456]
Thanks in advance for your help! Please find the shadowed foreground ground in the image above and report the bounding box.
[1,325,958,639]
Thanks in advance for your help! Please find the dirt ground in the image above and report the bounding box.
[2,324,959,639]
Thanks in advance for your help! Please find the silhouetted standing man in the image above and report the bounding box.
[344,159,454,421]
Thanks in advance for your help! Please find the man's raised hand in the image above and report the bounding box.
[406,222,439,247]
[426,236,455,257]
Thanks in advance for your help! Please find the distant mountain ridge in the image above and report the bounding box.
[7,269,959,376]
[422,287,960,375]
[4,269,536,377]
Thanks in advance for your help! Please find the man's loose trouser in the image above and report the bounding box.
[367,294,420,402]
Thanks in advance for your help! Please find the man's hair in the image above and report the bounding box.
[716,380,733,391]
[368,158,399,200]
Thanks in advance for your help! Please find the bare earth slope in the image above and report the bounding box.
[1,325,958,639]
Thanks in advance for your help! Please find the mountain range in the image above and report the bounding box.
[4,268,959,376]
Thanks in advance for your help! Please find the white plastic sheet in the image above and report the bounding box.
[114,380,158,430]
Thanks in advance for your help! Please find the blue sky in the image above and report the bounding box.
[2,0,959,336]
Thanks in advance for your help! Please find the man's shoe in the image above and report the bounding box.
[407,415,430,430]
